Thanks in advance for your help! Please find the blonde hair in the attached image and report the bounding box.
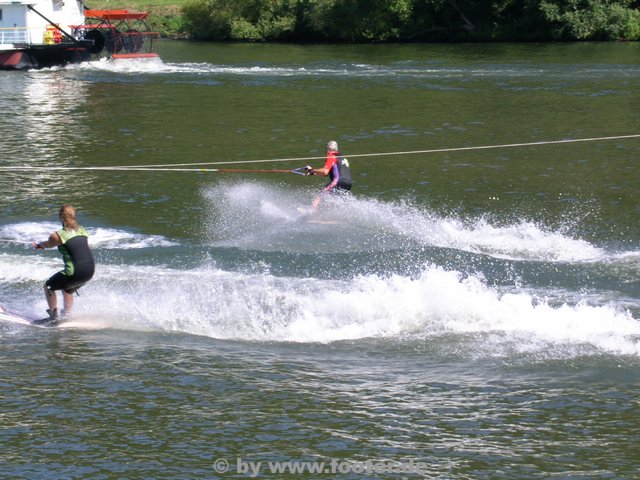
[59,204,80,231]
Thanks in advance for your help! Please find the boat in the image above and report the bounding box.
[0,0,159,70]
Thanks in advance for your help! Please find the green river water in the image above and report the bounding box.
[1,40,639,479]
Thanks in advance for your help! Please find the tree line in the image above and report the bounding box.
[180,0,640,42]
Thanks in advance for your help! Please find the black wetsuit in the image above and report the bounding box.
[45,227,95,294]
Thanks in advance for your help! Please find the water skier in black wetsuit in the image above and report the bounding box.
[33,205,95,325]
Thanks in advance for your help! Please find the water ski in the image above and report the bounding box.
[0,305,58,328]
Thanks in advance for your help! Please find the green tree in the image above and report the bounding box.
[180,0,640,41]
[539,0,640,40]
[183,0,297,40]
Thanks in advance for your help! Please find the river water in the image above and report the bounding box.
[1,41,639,479]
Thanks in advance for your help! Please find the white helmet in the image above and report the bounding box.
[326,140,338,152]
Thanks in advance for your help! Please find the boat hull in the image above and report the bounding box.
[0,43,92,70]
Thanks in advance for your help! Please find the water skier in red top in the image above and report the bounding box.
[304,140,352,210]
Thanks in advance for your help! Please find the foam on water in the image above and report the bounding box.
[203,182,605,261]
[4,257,636,355]
[66,58,410,77]
[1,185,637,355]
[65,56,167,74]
[2,241,637,356]
[0,253,57,283]
[0,222,176,250]
[62,57,640,83]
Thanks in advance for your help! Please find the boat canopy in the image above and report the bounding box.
[84,10,149,21]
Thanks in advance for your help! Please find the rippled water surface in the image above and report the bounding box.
[1,41,640,479]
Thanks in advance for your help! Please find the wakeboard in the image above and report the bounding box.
[295,207,341,225]
[0,305,58,328]
[304,219,341,225]
[296,206,314,216]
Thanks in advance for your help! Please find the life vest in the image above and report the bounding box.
[332,154,352,189]
[57,226,95,280]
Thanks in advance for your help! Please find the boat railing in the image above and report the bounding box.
[0,28,31,45]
